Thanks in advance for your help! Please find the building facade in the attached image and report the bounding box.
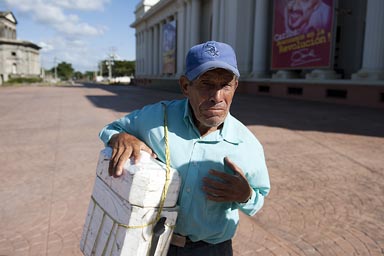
[131,0,384,108]
[0,11,41,85]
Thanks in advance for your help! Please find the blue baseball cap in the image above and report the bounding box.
[185,41,240,81]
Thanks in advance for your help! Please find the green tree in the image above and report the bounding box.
[100,60,135,77]
[84,71,95,81]
[73,71,83,80]
[52,62,74,80]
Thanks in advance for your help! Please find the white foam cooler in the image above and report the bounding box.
[80,148,181,256]
[96,148,180,208]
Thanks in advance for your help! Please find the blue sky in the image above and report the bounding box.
[0,0,141,72]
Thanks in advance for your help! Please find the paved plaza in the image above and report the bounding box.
[0,83,383,256]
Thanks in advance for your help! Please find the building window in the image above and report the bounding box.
[258,85,270,93]
[12,63,17,74]
[287,87,303,95]
[326,89,347,99]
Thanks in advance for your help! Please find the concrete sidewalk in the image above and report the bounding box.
[0,83,383,256]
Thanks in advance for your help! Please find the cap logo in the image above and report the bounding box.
[204,42,219,57]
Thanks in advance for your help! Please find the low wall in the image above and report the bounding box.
[133,78,181,93]
[239,80,384,109]
[133,77,384,109]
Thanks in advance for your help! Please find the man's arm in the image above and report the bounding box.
[107,133,156,177]
[98,108,158,177]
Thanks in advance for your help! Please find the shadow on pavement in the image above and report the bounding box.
[79,82,384,138]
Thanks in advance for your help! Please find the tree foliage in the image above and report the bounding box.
[47,59,135,81]
[84,71,95,80]
[100,60,135,77]
[52,61,74,80]
[73,71,83,80]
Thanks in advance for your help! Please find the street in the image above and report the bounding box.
[0,83,383,255]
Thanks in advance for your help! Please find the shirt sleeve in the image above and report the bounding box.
[98,109,141,146]
[235,141,271,216]
[236,186,269,216]
[98,102,166,147]
[99,120,123,147]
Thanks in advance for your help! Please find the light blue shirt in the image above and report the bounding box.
[99,99,270,244]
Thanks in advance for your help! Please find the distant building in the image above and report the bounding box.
[131,0,384,108]
[0,11,41,85]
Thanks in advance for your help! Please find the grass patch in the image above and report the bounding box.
[6,77,43,84]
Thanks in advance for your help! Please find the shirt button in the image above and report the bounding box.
[186,187,191,193]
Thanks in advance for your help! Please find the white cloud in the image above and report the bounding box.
[56,0,111,11]
[38,41,54,52]
[3,0,113,71]
[0,0,132,72]
[4,0,106,36]
[39,36,104,72]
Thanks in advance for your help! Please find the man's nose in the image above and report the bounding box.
[209,88,223,103]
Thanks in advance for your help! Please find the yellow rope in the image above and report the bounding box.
[156,103,171,222]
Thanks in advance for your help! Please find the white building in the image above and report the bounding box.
[0,11,41,85]
[131,0,384,108]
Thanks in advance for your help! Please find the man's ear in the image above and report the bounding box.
[179,76,190,96]
[234,79,239,91]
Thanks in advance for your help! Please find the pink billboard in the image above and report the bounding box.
[271,0,335,70]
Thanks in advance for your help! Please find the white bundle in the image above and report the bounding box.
[80,148,180,256]
[96,147,180,208]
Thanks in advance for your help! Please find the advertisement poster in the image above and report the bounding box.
[271,0,335,70]
[162,20,176,74]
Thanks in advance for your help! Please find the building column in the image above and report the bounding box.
[190,0,200,46]
[136,32,141,75]
[218,0,225,42]
[141,31,145,75]
[144,29,149,75]
[251,0,269,78]
[139,32,144,75]
[352,0,384,80]
[225,0,237,47]
[177,3,186,76]
[212,0,220,40]
[149,27,153,75]
[184,1,192,50]
[136,32,139,75]
[153,24,159,76]
[159,21,164,75]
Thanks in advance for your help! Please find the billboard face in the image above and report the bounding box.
[162,20,176,74]
[271,0,335,70]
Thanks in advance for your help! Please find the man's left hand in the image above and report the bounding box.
[203,157,252,203]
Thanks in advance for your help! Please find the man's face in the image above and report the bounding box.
[180,68,238,135]
[286,0,320,31]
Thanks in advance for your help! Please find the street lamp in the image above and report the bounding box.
[106,57,114,81]
[54,57,58,81]
[106,47,117,82]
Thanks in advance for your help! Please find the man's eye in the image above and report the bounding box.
[222,84,232,90]
[201,83,214,88]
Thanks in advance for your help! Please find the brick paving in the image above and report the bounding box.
[0,83,383,256]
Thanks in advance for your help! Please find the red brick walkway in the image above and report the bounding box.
[0,84,383,255]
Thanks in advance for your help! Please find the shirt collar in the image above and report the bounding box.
[183,99,194,127]
[220,113,243,144]
[183,99,242,144]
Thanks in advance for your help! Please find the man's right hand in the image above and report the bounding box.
[108,133,156,177]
